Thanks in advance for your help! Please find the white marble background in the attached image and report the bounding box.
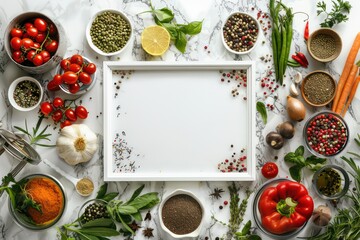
[0,0,360,239]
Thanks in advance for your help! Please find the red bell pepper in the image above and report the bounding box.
[258,181,314,235]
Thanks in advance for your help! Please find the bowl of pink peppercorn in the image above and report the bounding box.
[303,111,349,157]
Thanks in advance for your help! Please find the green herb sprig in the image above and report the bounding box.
[140,2,203,53]
[317,0,352,28]
[256,101,267,124]
[284,146,326,182]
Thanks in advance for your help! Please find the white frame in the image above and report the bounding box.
[103,61,256,181]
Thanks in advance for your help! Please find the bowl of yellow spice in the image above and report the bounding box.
[8,174,66,230]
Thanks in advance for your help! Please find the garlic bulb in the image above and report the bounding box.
[56,124,98,165]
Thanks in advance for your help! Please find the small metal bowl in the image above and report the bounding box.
[307,28,342,62]
[301,70,337,107]
[78,198,109,226]
[86,9,133,56]
[8,76,43,111]
[312,165,350,200]
[8,174,66,230]
[221,12,260,55]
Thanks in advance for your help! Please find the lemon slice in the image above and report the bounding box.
[141,25,170,56]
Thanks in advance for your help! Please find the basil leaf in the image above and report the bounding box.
[131,211,143,221]
[175,31,187,53]
[96,183,107,199]
[256,101,267,124]
[294,146,305,156]
[284,152,305,166]
[154,8,174,23]
[247,235,262,240]
[78,227,120,237]
[161,22,178,40]
[179,21,203,35]
[289,165,303,182]
[101,192,118,202]
[241,220,251,235]
[81,218,115,229]
[305,155,327,165]
[128,192,160,210]
[127,185,144,203]
[117,205,138,215]
[307,163,324,172]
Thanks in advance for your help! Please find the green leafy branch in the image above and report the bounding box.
[317,0,352,28]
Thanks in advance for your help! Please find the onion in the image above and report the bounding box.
[287,96,306,121]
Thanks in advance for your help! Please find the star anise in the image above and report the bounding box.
[144,210,152,221]
[128,221,141,232]
[210,188,225,199]
[143,227,154,238]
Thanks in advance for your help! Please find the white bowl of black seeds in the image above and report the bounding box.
[222,12,260,54]
[159,189,205,238]
[86,9,132,56]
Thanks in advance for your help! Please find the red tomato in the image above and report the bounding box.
[47,80,60,91]
[68,63,81,73]
[60,59,71,71]
[52,109,63,122]
[52,97,64,108]
[39,50,50,63]
[26,50,36,61]
[12,51,25,63]
[70,54,83,65]
[10,37,22,50]
[68,83,80,94]
[52,74,63,85]
[45,39,58,53]
[65,109,77,121]
[21,38,34,50]
[79,72,92,85]
[40,102,53,116]
[10,28,23,38]
[32,54,43,66]
[34,18,47,32]
[24,23,33,29]
[62,71,78,84]
[48,23,56,36]
[75,106,88,119]
[26,26,38,38]
[35,33,46,43]
[83,63,96,75]
[261,162,279,179]
[60,120,72,129]
[33,42,40,49]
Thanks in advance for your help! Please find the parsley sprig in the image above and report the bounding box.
[317,0,352,28]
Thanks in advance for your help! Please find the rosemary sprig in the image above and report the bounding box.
[14,115,55,147]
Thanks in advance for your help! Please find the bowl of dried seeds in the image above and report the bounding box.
[221,12,260,54]
[307,28,342,62]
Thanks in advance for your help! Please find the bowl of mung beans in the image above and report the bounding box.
[222,12,260,54]
[8,76,43,111]
[307,28,342,62]
[86,9,132,56]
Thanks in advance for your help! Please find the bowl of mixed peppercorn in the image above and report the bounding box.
[222,12,260,54]
[8,76,43,111]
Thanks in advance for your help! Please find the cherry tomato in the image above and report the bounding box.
[45,39,58,53]
[83,63,96,75]
[53,97,64,108]
[26,50,36,61]
[21,38,34,50]
[39,50,50,63]
[33,42,40,49]
[70,54,83,66]
[79,72,92,85]
[60,120,72,129]
[35,33,46,44]
[52,74,63,85]
[261,162,279,179]
[26,26,38,38]
[40,102,53,116]
[68,83,80,94]
[47,80,61,91]
[48,23,56,36]
[52,109,63,122]
[62,71,78,84]
[68,63,81,73]
[60,59,71,71]
[65,109,77,121]
[12,51,25,63]
[24,23,33,29]
[10,28,23,38]
[75,106,88,119]
[32,54,43,66]
[34,18,47,32]
[10,37,22,50]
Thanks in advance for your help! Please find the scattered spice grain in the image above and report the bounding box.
[310,34,336,59]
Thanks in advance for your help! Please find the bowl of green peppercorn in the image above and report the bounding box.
[86,9,132,56]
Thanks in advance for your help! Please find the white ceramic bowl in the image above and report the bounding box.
[221,12,260,55]
[8,76,43,111]
[159,189,205,239]
[86,9,132,56]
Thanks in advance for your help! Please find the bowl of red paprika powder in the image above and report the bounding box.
[253,178,314,239]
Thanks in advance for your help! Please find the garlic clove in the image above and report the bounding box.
[294,71,302,85]
[290,83,299,97]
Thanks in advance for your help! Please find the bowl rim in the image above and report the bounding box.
[85,9,133,56]
[303,110,349,158]
[252,178,308,239]
[312,164,350,200]
[8,173,66,230]
[221,11,260,55]
[158,189,205,238]
[301,70,337,107]
[306,28,342,63]
[8,76,43,111]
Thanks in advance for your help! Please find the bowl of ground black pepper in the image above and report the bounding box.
[222,12,260,54]
[8,76,43,111]
[86,9,132,56]
[301,70,337,107]
[159,189,205,238]
[307,28,342,62]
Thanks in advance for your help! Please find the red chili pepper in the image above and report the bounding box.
[304,21,309,41]
[296,52,309,66]
[292,54,308,68]
[258,181,314,235]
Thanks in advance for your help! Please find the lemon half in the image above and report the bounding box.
[141,25,170,56]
